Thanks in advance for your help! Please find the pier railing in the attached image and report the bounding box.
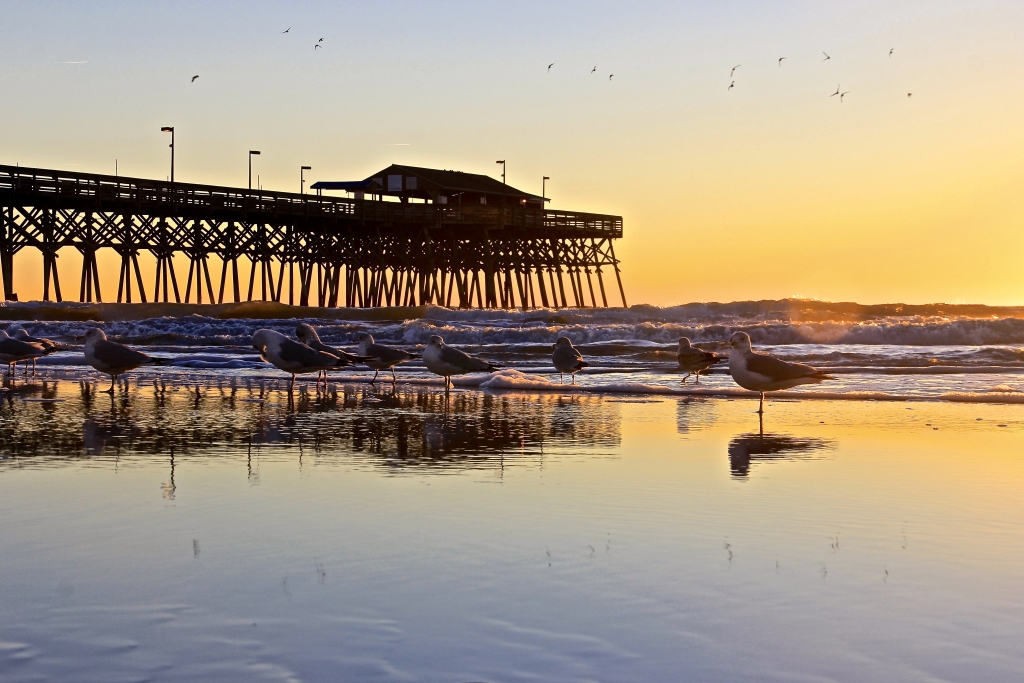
[0,166,622,238]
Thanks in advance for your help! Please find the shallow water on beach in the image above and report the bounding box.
[5,300,1024,402]
[1,380,1022,682]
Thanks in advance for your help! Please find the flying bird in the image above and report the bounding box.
[728,81,735,91]
[778,57,786,66]
[907,92,912,97]
[552,337,588,384]
[822,52,830,61]
[191,74,199,82]
[727,331,833,413]
[318,37,324,42]
[840,91,849,102]
[889,48,894,57]
[548,63,554,72]
[609,74,614,80]
[591,66,597,73]
[730,64,741,77]
[314,44,321,49]
[830,84,840,97]
[283,27,290,33]
[677,338,722,384]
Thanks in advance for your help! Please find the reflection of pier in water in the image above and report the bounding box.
[727,432,834,478]
[0,381,621,473]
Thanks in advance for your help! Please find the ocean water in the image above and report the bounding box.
[3,299,1024,402]
[0,383,1022,682]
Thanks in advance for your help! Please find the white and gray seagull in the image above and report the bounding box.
[252,328,347,393]
[295,323,367,391]
[727,331,833,413]
[10,327,59,375]
[422,335,500,391]
[552,337,588,384]
[677,337,722,384]
[355,333,420,385]
[83,328,166,393]
[0,330,47,378]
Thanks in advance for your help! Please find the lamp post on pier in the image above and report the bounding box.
[496,160,505,226]
[160,127,174,182]
[248,150,261,190]
[542,176,549,205]
[301,166,311,194]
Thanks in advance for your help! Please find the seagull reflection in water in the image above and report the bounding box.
[727,428,834,478]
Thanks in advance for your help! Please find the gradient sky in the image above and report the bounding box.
[3,1,1024,306]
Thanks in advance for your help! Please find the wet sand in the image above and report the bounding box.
[1,380,1022,682]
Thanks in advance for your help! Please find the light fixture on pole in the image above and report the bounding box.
[160,127,175,182]
[248,150,261,190]
[542,176,549,205]
[300,166,311,194]
[496,160,506,225]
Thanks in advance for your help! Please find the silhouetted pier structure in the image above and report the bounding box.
[0,164,626,308]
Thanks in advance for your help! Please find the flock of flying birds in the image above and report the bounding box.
[2,326,832,414]
[186,27,326,84]
[548,62,614,81]
[726,47,912,101]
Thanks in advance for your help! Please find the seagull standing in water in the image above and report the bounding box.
[355,333,420,385]
[422,335,499,392]
[727,331,833,413]
[677,337,722,384]
[11,328,59,375]
[0,330,46,378]
[83,328,166,393]
[252,328,348,393]
[295,323,366,391]
[552,337,588,384]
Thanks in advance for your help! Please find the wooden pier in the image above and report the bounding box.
[0,164,625,309]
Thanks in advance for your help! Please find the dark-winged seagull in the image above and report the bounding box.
[295,323,366,391]
[677,337,722,384]
[11,328,59,375]
[355,333,420,385]
[191,75,199,82]
[422,335,499,392]
[252,328,346,393]
[552,337,587,384]
[0,330,46,377]
[83,328,166,393]
[730,64,741,77]
[727,331,833,413]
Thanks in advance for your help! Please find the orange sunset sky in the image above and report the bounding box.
[2,1,1023,306]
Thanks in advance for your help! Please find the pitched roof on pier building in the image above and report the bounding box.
[313,164,546,207]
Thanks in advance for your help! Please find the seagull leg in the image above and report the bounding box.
[695,371,700,385]
[106,374,117,394]
[572,373,576,385]
[371,369,379,385]
[758,392,764,414]
[391,367,397,384]
[290,374,296,393]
